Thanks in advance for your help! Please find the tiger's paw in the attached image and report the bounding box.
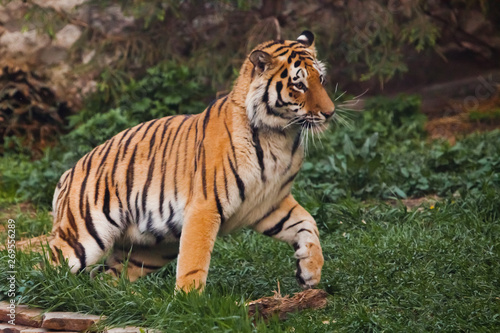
[175,269,207,293]
[294,242,324,289]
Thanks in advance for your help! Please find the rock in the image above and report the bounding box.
[32,0,88,12]
[105,327,153,333]
[0,30,50,55]
[0,323,34,333]
[39,46,68,65]
[41,312,102,331]
[0,302,43,327]
[54,24,82,49]
[458,10,492,35]
[19,329,49,333]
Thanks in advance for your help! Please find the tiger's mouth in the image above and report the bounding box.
[299,116,327,128]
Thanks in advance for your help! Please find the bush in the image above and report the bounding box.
[294,95,500,221]
[2,63,212,207]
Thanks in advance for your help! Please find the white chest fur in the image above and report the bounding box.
[220,127,304,234]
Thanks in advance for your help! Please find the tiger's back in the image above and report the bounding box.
[50,31,334,291]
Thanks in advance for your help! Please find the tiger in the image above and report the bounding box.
[49,30,335,292]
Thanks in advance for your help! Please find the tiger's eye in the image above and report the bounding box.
[295,82,306,90]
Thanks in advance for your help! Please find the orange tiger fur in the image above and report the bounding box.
[50,31,334,292]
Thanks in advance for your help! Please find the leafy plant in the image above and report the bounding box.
[1,63,212,207]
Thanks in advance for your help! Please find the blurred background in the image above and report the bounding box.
[0,0,499,207]
[1,0,499,153]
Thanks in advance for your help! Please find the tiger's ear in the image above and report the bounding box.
[297,30,315,48]
[249,50,272,74]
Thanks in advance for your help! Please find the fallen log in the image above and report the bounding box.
[247,288,329,321]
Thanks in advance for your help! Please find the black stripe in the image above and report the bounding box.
[291,130,302,156]
[194,119,199,172]
[79,148,96,218]
[222,162,230,202]
[142,154,156,214]
[285,220,305,230]
[168,116,189,159]
[296,260,305,285]
[297,228,312,234]
[251,126,266,182]
[252,205,277,226]
[94,169,103,205]
[228,156,245,202]
[275,49,290,57]
[201,145,207,199]
[128,257,162,270]
[95,136,115,177]
[280,68,288,78]
[165,203,181,238]
[134,193,140,222]
[126,145,138,212]
[85,197,105,250]
[173,121,188,201]
[214,169,225,224]
[184,269,203,277]
[273,45,288,54]
[184,118,195,175]
[262,40,283,49]
[116,187,127,226]
[67,206,78,233]
[103,176,119,228]
[224,120,238,168]
[147,120,162,160]
[263,205,297,236]
[202,100,216,143]
[218,95,228,117]
[122,123,146,160]
[280,171,299,191]
[141,119,159,141]
[263,78,272,104]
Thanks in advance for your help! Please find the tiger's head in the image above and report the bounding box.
[243,31,335,132]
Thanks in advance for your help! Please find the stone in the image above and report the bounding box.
[105,327,147,333]
[0,302,43,327]
[0,30,50,55]
[19,329,48,333]
[54,24,82,49]
[41,312,102,331]
[32,0,87,12]
[0,323,34,333]
[39,46,68,65]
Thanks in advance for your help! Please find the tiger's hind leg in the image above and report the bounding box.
[252,194,324,289]
[97,242,179,281]
[49,206,121,274]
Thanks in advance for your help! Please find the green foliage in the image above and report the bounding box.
[333,2,440,86]
[0,63,211,207]
[469,108,500,122]
[1,187,499,331]
[1,92,499,331]
[294,95,500,222]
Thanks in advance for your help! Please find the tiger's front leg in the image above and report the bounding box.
[175,203,222,292]
[253,194,324,289]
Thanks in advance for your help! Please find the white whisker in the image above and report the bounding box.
[334,90,347,101]
[352,89,369,100]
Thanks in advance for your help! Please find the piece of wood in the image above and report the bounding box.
[247,289,329,321]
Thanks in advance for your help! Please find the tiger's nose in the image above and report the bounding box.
[320,109,335,119]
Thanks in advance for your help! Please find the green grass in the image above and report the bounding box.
[1,193,498,331]
[1,95,500,331]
